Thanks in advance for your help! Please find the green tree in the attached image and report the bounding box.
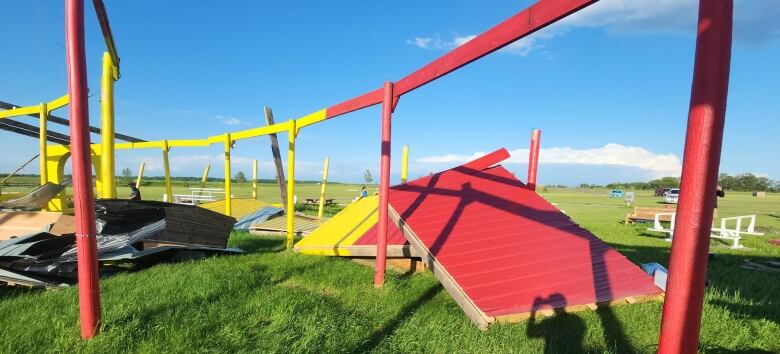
[363,169,373,184]
[121,168,132,181]
[234,171,247,183]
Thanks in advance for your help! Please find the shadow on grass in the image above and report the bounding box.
[350,283,443,353]
[700,346,776,353]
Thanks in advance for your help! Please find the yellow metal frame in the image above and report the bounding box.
[135,162,145,189]
[317,157,330,219]
[401,145,409,184]
[0,94,69,120]
[100,52,117,198]
[286,120,297,249]
[252,160,258,200]
[200,165,211,189]
[223,133,232,217]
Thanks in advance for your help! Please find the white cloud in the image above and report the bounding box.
[416,143,681,178]
[406,37,446,49]
[409,33,546,57]
[407,0,779,57]
[216,115,242,126]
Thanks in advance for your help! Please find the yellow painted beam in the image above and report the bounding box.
[46,94,70,112]
[318,157,330,219]
[252,159,258,200]
[286,120,297,249]
[167,139,211,148]
[0,104,40,120]
[200,164,211,189]
[224,133,232,217]
[39,103,48,186]
[401,145,409,184]
[295,109,327,131]
[135,162,145,189]
[100,52,117,199]
[227,120,291,141]
[162,141,173,202]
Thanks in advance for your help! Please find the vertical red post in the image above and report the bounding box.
[526,128,541,191]
[374,81,394,287]
[65,0,102,339]
[658,1,732,353]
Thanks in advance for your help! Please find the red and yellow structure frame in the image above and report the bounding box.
[2,0,733,351]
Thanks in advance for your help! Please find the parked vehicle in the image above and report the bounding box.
[665,188,680,204]
[655,187,671,197]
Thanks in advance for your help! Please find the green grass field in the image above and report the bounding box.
[0,187,778,353]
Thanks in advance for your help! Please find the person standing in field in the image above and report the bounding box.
[128,182,142,201]
[714,185,725,208]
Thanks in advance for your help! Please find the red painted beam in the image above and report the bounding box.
[374,82,394,287]
[462,148,511,171]
[326,88,383,119]
[325,0,598,121]
[658,1,733,353]
[66,0,102,339]
[527,129,541,191]
[394,0,597,97]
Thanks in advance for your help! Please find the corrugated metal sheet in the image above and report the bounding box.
[234,206,284,230]
[389,149,661,324]
[199,198,270,218]
[250,214,326,236]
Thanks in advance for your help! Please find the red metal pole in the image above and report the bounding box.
[526,128,541,191]
[374,81,394,287]
[65,0,102,339]
[658,1,732,353]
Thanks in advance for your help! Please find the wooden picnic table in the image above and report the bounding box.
[304,198,336,206]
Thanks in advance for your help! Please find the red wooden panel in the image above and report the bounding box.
[353,218,407,246]
[393,0,597,97]
[389,151,662,319]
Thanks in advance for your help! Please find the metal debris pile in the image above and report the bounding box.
[0,200,240,288]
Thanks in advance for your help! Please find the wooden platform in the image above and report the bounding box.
[388,149,663,328]
[198,198,270,218]
[293,196,416,257]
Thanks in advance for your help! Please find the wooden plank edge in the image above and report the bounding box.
[493,293,665,324]
[293,244,420,258]
[389,205,493,330]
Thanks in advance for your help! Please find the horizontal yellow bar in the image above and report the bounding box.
[295,109,327,129]
[115,141,164,150]
[168,139,211,148]
[228,120,291,141]
[47,94,70,112]
[0,105,40,119]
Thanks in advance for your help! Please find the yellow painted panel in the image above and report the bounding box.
[294,196,379,256]
[199,198,269,219]
[0,105,40,119]
[295,109,327,129]
[47,94,70,112]
[223,120,290,141]
[168,139,211,148]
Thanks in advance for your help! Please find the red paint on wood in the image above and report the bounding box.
[65,0,101,339]
[389,155,661,318]
[527,129,541,191]
[326,88,383,119]
[374,82,394,287]
[393,0,596,97]
[658,1,733,353]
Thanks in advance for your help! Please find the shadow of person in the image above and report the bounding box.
[526,293,586,354]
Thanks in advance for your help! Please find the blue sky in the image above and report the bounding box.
[1,0,778,185]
